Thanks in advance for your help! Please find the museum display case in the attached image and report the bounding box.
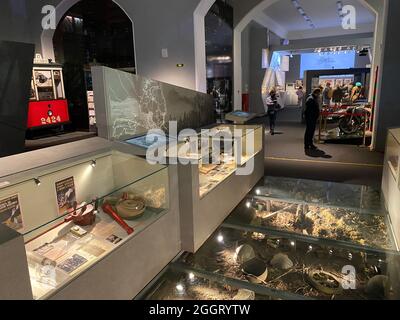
[382,128,400,251]
[136,265,305,300]
[174,124,263,198]
[385,130,400,182]
[250,176,382,214]
[178,125,265,253]
[226,197,395,251]
[176,226,400,300]
[0,138,178,299]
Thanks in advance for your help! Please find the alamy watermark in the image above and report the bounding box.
[41,5,56,30]
[340,4,357,30]
[144,121,255,176]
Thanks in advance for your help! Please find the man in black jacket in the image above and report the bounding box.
[304,88,322,150]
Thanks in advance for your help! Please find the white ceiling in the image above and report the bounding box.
[258,0,376,40]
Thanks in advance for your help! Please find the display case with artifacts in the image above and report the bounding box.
[251,176,382,214]
[177,226,400,300]
[226,196,395,251]
[0,137,178,300]
[382,128,400,250]
[136,265,304,300]
[177,124,265,253]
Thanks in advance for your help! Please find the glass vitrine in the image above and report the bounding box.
[250,176,382,214]
[386,129,400,183]
[0,147,169,299]
[172,124,263,198]
[177,226,400,300]
[226,196,395,251]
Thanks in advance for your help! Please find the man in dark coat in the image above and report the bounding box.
[304,88,322,150]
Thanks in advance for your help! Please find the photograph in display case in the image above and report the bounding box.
[55,177,77,216]
[0,194,23,232]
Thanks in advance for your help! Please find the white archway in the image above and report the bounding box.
[41,0,137,72]
[193,0,215,93]
[194,0,380,110]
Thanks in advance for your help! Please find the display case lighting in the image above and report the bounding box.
[255,189,261,195]
[188,272,195,281]
[308,245,313,251]
[176,284,184,293]
[34,178,41,186]
[290,241,296,247]
[91,160,97,168]
[217,234,224,243]
[246,201,251,208]
[348,253,353,261]
[329,249,333,255]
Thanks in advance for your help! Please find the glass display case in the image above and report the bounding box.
[250,176,382,214]
[0,146,169,299]
[136,265,306,300]
[386,129,400,183]
[175,226,400,300]
[226,197,395,251]
[175,124,263,198]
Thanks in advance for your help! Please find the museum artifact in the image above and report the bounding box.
[115,193,146,220]
[102,203,134,235]
[64,202,96,226]
[241,258,268,284]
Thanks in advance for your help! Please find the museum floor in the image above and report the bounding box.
[263,106,384,187]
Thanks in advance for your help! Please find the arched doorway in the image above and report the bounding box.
[42,0,136,132]
[195,0,379,113]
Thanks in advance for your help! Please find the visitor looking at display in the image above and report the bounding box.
[304,88,322,150]
[332,85,345,105]
[322,82,333,106]
[351,82,365,103]
[265,89,281,136]
[296,86,305,108]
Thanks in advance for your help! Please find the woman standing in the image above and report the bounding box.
[265,89,280,135]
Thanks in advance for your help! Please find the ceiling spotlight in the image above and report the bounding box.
[246,201,251,208]
[91,160,97,168]
[188,273,195,281]
[217,234,224,243]
[34,178,41,186]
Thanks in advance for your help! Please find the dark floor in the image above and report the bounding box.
[260,106,384,187]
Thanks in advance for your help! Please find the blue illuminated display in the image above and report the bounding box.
[300,51,356,78]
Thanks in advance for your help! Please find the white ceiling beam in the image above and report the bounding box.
[287,23,375,40]
[252,11,289,40]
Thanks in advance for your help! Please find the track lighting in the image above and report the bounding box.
[91,160,97,168]
[34,178,41,186]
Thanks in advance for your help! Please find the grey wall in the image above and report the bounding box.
[241,24,251,93]
[286,55,301,84]
[249,23,268,114]
[0,0,203,91]
[373,0,400,151]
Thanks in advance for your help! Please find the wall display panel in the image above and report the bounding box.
[92,67,215,141]
[0,141,170,299]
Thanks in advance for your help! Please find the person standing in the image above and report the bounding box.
[304,88,322,150]
[322,82,332,106]
[332,85,344,105]
[296,86,305,108]
[265,89,280,135]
